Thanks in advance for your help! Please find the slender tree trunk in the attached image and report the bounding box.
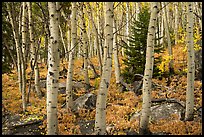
[80,3,91,91]
[185,2,195,121]
[162,2,174,74]
[22,2,27,65]
[47,2,60,135]
[113,19,121,84]
[66,2,77,108]
[21,2,27,112]
[6,3,22,95]
[27,2,42,98]
[139,2,158,135]
[94,2,113,135]
[85,3,103,75]
[174,2,179,45]
[126,2,130,46]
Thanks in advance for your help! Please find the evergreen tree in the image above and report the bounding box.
[122,6,163,83]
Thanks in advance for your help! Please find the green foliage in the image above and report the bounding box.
[121,6,163,83]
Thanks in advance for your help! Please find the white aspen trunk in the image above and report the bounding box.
[81,3,90,91]
[113,19,121,84]
[185,2,195,121]
[7,3,23,108]
[27,2,42,98]
[139,2,158,135]
[66,2,77,108]
[22,2,27,63]
[47,2,60,135]
[86,3,103,75]
[174,2,179,45]
[67,19,71,62]
[162,2,174,74]
[94,2,113,135]
[126,2,130,46]
[21,2,27,112]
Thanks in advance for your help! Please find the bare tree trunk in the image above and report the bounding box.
[162,2,174,74]
[139,2,158,135]
[66,2,77,108]
[85,3,103,75]
[174,2,179,45]
[27,2,42,98]
[47,2,60,135]
[113,19,121,84]
[6,3,22,95]
[80,3,91,91]
[94,2,113,135]
[21,2,27,112]
[185,2,195,121]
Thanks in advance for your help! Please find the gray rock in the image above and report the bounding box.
[130,102,185,122]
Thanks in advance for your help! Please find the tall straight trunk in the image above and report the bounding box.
[22,2,27,65]
[139,2,158,135]
[94,2,113,135]
[6,3,23,99]
[27,2,42,98]
[126,2,130,46]
[174,2,179,45]
[113,19,121,84]
[21,2,27,112]
[67,21,71,62]
[47,2,60,135]
[81,3,91,91]
[162,2,174,74]
[185,2,195,121]
[86,3,103,75]
[66,2,77,108]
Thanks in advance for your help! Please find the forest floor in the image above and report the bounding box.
[2,44,202,135]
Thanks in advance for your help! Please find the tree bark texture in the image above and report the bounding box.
[139,2,158,135]
[47,2,60,135]
[185,2,195,121]
[94,2,113,135]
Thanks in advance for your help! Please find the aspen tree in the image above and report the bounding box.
[162,2,174,74]
[85,3,103,75]
[21,2,27,112]
[174,2,179,45]
[185,2,195,121]
[6,3,25,111]
[80,3,91,91]
[139,2,158,135]
[66,2,77,108]
[47,2,60,135]
[94,2,113,135]
[113,19,121,84]
[27,2,42,98]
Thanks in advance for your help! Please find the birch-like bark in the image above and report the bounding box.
[113,19,121,84]
[27,2,42,98]
[21,2,27,112]
[22,2,27,64]
[174,2,179,45]
[185,2,195,121]
[85,3,103,75]
[162,2,174,74]
[94,2,113,135]
[47,2,60,135]
[139,2,158,135]
[6,3,24,110]
[66,2,77,108]
[126,2,130,46]
[80,3,91,91]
